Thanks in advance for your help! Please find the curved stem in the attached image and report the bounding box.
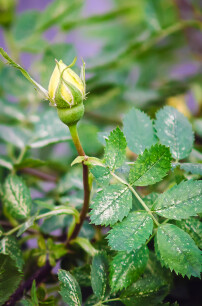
[67,124,90,243]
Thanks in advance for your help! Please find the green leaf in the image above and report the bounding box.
[58,270,82,306]
[110,245,149,292]
[156,224,201,278]
[31,280,38,306]
[129,144,171,186]
[90,184,132,226]
[107,212,153,252]
[3,174,32,220]
[91,251,109,300]
[120,271,169,306]
[0,48,49,99]
[29,110,71,148]
[90,166,110,187]
[0,236,24,271]
[143,192,159,209]
[71,237,97,256]
[71,264,91,288]
[0,254,23,305]
[153,180,202,220]
[104,127,127,170]
[172,162,202,176]
[176,218,202,249]
[123,108,157,154]
[155,106,194,160]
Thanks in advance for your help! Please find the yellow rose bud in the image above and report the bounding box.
[48,58,86,126]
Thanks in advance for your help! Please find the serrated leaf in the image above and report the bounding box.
[104,127,127,170]
[90,166,110,187]
[107,212,153,252]
[0,236,24,271]
[172,162,202,176]
[120,271,169,306]
[123,108,157,154]
[3,174,32,220]
[129,144,171,186]
[156,224,201,278]
[110,245,149,292]
[153,180,202,220]
[143,192,159,209]
[0,254,23,305]
[58,270,82,306]
[155,106,194,160]
[91,251,109,300]
[176,218,202,249]
[90,184,132,226]
[29,110,71,148]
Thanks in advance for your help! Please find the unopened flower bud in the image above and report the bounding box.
[0,0,16,27]
[48,58,86,126]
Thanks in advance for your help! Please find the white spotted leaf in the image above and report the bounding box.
[58,269,82,306]
[110,245,149,292]
[153,180,202,220]
[90,184,132,226]
[156,224,201,278]
[3,174,32,220]
[107,212,153,252]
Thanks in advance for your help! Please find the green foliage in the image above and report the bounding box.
[156,224,201,278]
[104,127,127,170]
[107,212,153,252]
[90,184,132,226]
[0,254,23,305]
[155,106,194,160]
[90,166,110,187]
[153,180,202,220]
[110,245,149,292]
[3,174,32,220]
[58,270,82,306]
[123,108,157,154]
[0,236,24,271]
[129,144,171,186]
[91,251,109,300]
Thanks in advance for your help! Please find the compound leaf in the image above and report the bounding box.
[91,252,109,300]
[3,174,32,220]
[90,184,132,226]
[155,106,194,160]
[0,254,23,305]
[104,127,127,170]
[110,245,149,292]
[129,144,171,186]
[58,269,82,306]
[156,224,201,278]
[107,212,153,252]
[123,108,157,154]
[153,180,202,220]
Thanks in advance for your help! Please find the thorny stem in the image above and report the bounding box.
[111,172,160,226]
[67,124,90,243]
